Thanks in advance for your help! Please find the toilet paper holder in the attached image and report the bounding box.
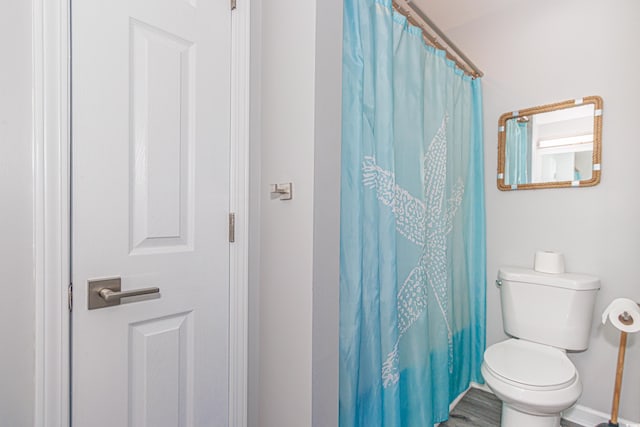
[618,311,634,326]
[616,302,640,325]
[599,298,640,427]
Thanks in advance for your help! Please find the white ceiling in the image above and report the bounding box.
[409,0,517,31]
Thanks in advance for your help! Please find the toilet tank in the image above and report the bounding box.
[498,267,600,351]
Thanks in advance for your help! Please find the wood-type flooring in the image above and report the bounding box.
[439,388,584,427]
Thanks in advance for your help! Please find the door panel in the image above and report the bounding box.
[129,19,195,253]
[129,312,193,426]
[71,0,231,425]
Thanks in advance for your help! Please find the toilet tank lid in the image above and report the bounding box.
[499,266,600,291]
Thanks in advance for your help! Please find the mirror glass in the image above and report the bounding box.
[497,96,602,191]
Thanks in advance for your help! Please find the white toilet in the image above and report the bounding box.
[482,266,600,427]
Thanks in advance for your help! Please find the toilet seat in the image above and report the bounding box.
[483,339,577,391]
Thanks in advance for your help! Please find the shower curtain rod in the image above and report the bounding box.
[392,0,484,78]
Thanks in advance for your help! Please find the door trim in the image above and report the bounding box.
[229,0,251,427]
[33,0,71,424]
[229,1,251,426]
[32,0,251,425]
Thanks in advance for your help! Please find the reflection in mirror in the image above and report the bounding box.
[497,96,603,191]
[506,105,594,184]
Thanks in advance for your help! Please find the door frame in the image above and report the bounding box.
[32,0,251,425]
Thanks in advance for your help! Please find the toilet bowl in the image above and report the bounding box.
[484,266,600,427]
[481,339,582,427]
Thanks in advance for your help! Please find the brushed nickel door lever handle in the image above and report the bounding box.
[99,286,159,302]
[88,277,160,310]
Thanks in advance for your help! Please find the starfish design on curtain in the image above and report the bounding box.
[362,115,464,387]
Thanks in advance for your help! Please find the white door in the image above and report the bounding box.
[71,0,231,425]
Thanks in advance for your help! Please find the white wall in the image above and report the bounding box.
[444,0,640,421]
[312,0,342,427]
[258,1,316,423]
[0,1,36,426]
[255,0,342,425]
[311,0,342,424]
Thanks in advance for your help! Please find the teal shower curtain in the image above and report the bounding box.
[505,120,529,185]
[339,1,486,426]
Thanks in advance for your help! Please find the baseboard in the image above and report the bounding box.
[469,381,491,393]
[562,404,640,427]
[449,387,469,411]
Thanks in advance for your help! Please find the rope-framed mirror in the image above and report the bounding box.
[497,96,603,191]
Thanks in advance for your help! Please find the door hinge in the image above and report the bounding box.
[68,283,73,312]
[230,0,236,11]
[229,212,236,243]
